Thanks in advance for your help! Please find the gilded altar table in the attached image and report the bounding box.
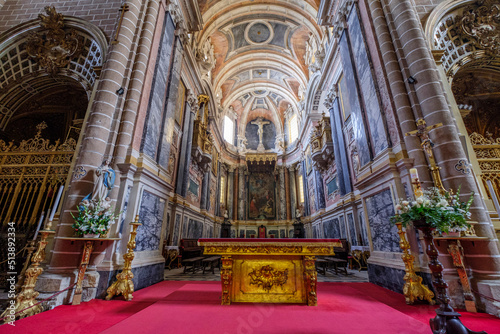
[197,238,341,306]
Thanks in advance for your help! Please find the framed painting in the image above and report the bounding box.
[175,80,186,126]
[248,172,276,220]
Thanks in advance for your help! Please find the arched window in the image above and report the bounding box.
[223,116,234,144]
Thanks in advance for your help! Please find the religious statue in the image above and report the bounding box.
[221,209,232,238]
[293,208,305,238]
[251,117,270,152]
[82,160,116,209]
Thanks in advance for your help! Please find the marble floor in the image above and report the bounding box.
[164,266,369,282]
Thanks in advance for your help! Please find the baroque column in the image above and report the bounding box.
[289,165,297,219]
[238,166,246,221]
[176,94,198,197]
[227,166,235,218]
[278,166,287,220]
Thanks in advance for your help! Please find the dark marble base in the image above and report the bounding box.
[368,263,434,296]
[96,262,165,299]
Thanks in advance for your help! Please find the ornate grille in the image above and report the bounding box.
[0,122,76,285]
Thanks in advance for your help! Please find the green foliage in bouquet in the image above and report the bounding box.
[71,201,120,236]
[390,187,474,233]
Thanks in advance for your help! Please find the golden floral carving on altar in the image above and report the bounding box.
[26,6,83,75]
[458,0,500,56]
[248,265,288,292]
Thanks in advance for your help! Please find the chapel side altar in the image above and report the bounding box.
[198,238,341,306]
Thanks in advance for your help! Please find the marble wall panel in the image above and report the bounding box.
[182,216,188,238]
[339,216,346,239]
[323,218,341,239]
[280,230,286,238]
[186,219,203,239]
[347,8,388,156]
[171,214,181,245]
[347,213,358,246]
[365,189,399,252]
[359,211,369,246]
[339,33,371,166]
[136,190,165,252]
[141,15,175,160]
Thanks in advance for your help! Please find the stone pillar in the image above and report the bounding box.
[278,166,287,220]
[365,0,432,187]
[382,0,500,312]
[238,167,246,221]
[289,166,297,219]
[314,169,326,211]
[285,168,291,220]
[113,0,161,165]
[200,171,210,211]
[227,166,235,219]
[175,95,197,197]
[301,161,310,217]
[50,0,148,266]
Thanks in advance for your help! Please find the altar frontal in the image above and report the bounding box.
[198,239,342,306]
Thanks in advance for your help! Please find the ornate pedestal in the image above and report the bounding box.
[57,237,120,305]
[435,236,489,313]
[417,226,486,334]
[198,238,341,306]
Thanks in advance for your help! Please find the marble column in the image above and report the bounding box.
[278,166,287,220]
[216,163,221,217]
[200,171,210,211]
[238,167,246,221]
[227,167,235,219]
[301,161,310,217]
[314,169,326,211]
[289,166,297,219]
[175,95,197,197]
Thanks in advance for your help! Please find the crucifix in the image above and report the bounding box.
[112,4,130,45]
[405,118,445,193]
[251,117,270,152]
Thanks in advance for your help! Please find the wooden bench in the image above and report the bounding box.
[183,256,205,274]
[324,257,348,275]
[315,258,329,276]
[202,256,220,274]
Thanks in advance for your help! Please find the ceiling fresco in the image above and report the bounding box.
[196,0,323,135]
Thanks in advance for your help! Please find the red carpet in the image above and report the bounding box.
[2,281,499,334]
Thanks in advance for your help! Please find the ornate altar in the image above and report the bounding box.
[198,238,341,306]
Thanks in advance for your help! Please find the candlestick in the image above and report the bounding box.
[409,168,423,198]
[48,185,64,223]
[33,211,45,240]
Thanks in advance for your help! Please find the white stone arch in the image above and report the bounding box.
[198,2,322,47]
[0,15,108,129]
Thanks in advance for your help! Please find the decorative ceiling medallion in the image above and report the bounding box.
[458,0,500,55]
[245,21,274,45]
[26,6,83,75]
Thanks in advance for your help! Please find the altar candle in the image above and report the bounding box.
[409,168,419,183]
[33,211,45,240]
[49,185,64,223]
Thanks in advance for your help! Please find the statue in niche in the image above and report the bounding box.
[251,117,270,152]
